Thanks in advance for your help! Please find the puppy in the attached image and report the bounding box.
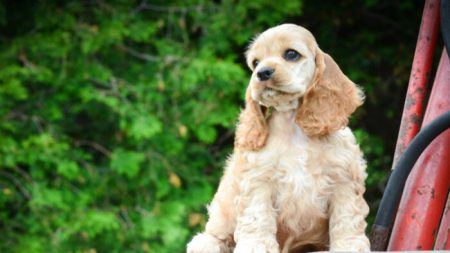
[187,24,370,253]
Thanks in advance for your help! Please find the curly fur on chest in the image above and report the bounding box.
[229,111,365,251]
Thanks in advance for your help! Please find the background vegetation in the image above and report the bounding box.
[0,0,425,252]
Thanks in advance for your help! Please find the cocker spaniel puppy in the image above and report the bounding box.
[187,24,370,253]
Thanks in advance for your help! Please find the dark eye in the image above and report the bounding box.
[283,49,301,61]
[252,59,260,68]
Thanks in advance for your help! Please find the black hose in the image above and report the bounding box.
[373,110,450,228]
[442,0,450,58]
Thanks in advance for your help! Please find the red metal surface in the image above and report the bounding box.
[388,49,450,250]
[435,195,450,249]
[391,0,440,169]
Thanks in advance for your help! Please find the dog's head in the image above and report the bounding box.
[236,24,364,151]
[246,24,317,109]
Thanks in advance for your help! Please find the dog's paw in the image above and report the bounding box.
[234,239,279,253]
[187,233,229,253]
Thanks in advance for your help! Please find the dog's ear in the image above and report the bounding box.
[295,48,364,137]
[235,86,269,151]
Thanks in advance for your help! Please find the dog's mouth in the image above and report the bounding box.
[264,86,290,95]
[259,85,302,103]
[251,82,304,113]
[256,87,304,114]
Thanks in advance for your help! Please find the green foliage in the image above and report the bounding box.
[0,0,421,252]
[110,149,146,178]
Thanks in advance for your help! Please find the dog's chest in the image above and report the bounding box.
[244,112,331,218]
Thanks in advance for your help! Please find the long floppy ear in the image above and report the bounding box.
[296,48,364,137]
[235,86,269,151]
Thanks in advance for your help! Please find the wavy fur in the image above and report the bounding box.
[187,24,370,253]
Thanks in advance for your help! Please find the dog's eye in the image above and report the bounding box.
[252,59,260,68]
[283,49,301,61]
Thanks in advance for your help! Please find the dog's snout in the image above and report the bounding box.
[257,67,275,81]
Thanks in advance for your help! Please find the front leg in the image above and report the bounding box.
[187,155,240,253]
[234,184,279,253]
[187,183,236,253]
[329,182,370,251]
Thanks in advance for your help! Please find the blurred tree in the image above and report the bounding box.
[0,0,423,252]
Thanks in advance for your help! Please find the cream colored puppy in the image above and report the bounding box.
[187,24,370,253]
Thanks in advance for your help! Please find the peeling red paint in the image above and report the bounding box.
[391,0,440,169]
[435,197,450,249]
[389,49,450,250]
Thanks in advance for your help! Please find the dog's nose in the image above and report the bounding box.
[257,67,275,81]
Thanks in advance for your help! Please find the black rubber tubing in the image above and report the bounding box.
[373,110,450,228]
[442,0,450,58]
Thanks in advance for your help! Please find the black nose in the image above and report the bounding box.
[257,67,275,81]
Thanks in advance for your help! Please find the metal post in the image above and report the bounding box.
[388,49,450,250]
[391,0,440,169]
